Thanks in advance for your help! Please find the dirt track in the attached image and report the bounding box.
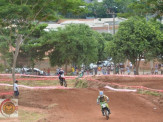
[1,75,163,122]
[14,88,162,122]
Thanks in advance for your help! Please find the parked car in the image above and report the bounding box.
[89,63,97,69]
[25,68,46,75]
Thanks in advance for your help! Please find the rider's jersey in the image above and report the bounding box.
[97,95,109,103]
[58,70,64,75]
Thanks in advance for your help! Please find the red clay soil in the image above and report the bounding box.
[1,88,163,122]
[0,75,163,122]
[95,75,163,89]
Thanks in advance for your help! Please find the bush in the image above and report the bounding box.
[0,64,5,73]
[138,90,162,97]
[74,79,88,88]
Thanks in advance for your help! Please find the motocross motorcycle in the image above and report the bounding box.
[58,74,67,87]
[101,102,111,120]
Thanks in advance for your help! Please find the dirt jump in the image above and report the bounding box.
[0,75,163,122]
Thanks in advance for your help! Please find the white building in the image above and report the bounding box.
[44,18,126,34]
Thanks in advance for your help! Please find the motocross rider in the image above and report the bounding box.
[97,91,111,116]
[58,68,64,80]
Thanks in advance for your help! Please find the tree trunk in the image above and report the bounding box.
[135,58,141,75]
[65,62,68,75]
[12,35,23,90]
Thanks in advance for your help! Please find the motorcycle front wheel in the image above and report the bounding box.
[63,79,67,87]
[59,79,63,86]
[104,109,109,120]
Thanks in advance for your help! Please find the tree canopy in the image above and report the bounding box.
[47,24,99,71]
[105,17,163,74]
[0,0,86,82]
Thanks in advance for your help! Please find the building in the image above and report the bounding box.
[44,17,126,34]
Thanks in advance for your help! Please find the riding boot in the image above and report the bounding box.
[108,109,111,114]
[101,110,105,116]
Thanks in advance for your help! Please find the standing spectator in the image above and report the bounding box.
[107,66,110,75]
[129,62,132,70]
[126,65,130,75]
[86,68,89,75]
[81,68,84,76]
[72,67,75,75]
[98,66,101,75]
[155,64,158,75]
[161,64,163,75]
[22,68,25,74]
[94,67,97,75]
[102,66,105,75]
[134,67,136,75]
[151,68,154,75]
[47,68,50,76]
[115,65,119,74]
[120,63,124,74]
[56,68,60,75]
[14,80,19,98]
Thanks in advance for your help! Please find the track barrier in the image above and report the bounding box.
[0,91,13,96]
[0,73,163,92]
[0,83,72,90]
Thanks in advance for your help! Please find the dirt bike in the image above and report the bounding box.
[58,74,67,87]
[101,102,110,120]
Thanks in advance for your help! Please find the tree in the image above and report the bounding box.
[110,17,163,75]
[96,32,113,62]
[0,37,12,69]
[0,0,85,87]
[127,0,163,19]
[105,40,126,74]
[46,24,99,73]
[18,23,48,68]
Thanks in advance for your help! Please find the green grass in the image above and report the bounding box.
[74,79,88,88]
[19,109,45,122]
[0,79,76,89]
[137,90,163,97]
[0,108,46,122]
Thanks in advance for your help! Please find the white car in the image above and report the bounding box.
[25,68,46,75]
[89,63,97,69]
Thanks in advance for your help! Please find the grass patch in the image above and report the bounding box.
[137,90,162,97]
[74,79,88,88]
[19,109,45,122]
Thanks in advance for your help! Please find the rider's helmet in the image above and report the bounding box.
[99,91,103,97]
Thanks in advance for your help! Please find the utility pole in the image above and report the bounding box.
[113,13,116,35]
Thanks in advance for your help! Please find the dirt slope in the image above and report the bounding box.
[15,89,163,122]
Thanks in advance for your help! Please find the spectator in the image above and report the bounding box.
[155,64,158,75]
[47,68,50,76]
[14,80,19,98]
[129,62,132,70]
[151,68,154,75]
[98,66,101,75]
[81,68,84,76]
[102,66,105,75]
[94,67,97,75]
[161,64,163,75]
[134,68,136,75]
[126,65,130,75]
[119,63,124,74]
[56,68,60,75]
[107,66,110,75]
[115,66,119,74]
[72,67,75,75]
